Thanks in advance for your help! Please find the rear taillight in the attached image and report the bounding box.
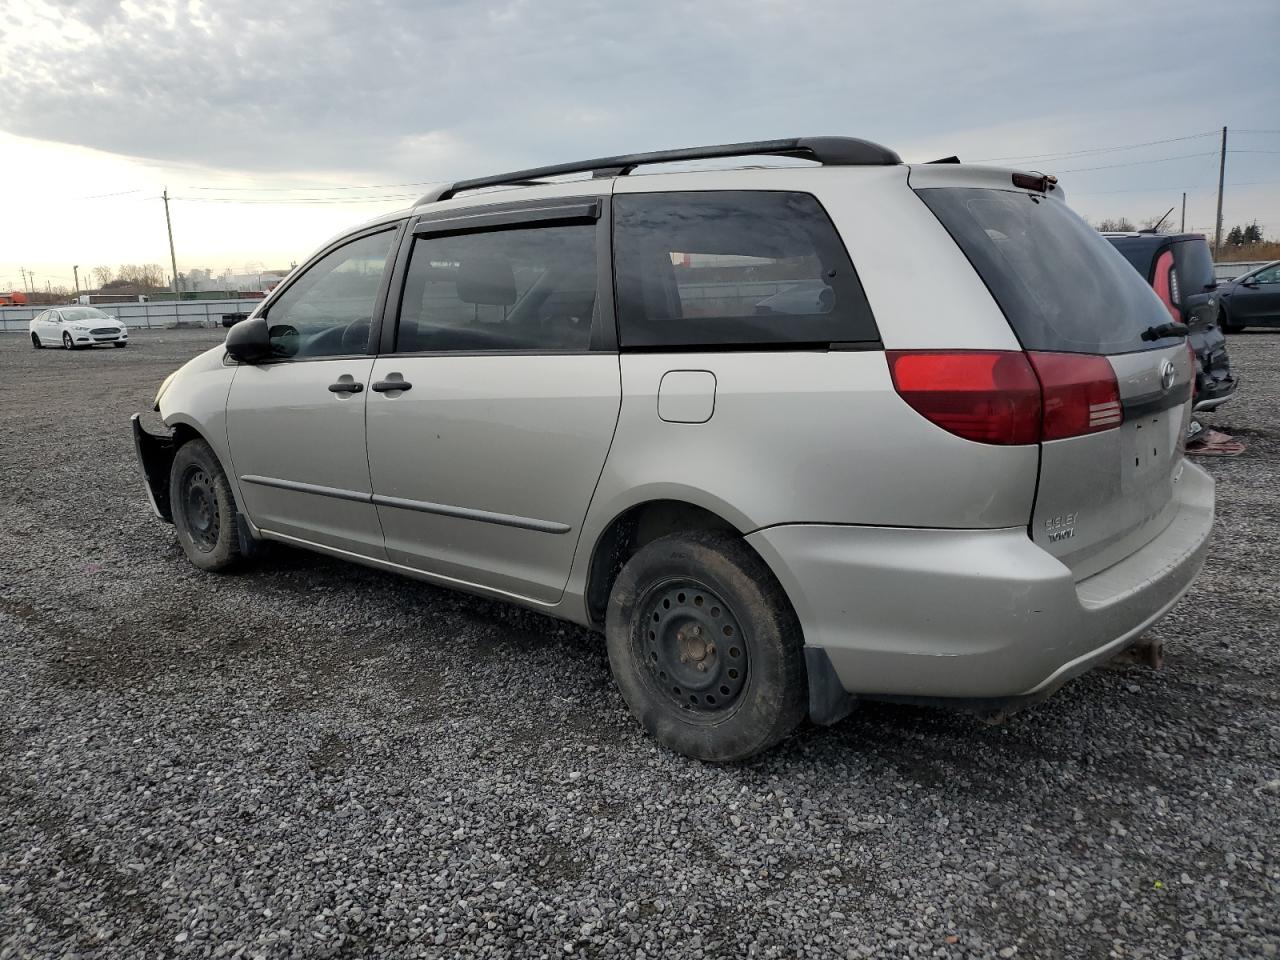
[887,350,1122,445]
[1026,352,1122,440]
[1151,250,1180,322]
[886,351,1041,445]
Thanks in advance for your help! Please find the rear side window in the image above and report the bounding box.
[918,188,1177,354]
[1107,239,1157,278]
[613,191,878,348]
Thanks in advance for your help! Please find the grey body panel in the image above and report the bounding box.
[157,346,242,507]
[584,351,1038,535]
[749,461,1212,698]
[224,359,386,558]
[366,354,621,603]
[1031,343,1193,580]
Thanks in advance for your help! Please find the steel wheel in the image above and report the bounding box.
[179,465,220,552]
[62,332,74,350]
[634,579,750,716]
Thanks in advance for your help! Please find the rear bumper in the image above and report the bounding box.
[747,460,1214,702]
[131,414,175,522]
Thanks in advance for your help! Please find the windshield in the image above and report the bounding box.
[60,307,111,321]
[917,187,1178,354]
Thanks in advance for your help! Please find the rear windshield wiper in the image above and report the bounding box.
[1141,322,1189,341]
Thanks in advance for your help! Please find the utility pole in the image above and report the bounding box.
[163,188,180,298]
[1213,126,1227,257]
[1180,193,1186,233]
[19,267,27,296]
[73,265,81,299]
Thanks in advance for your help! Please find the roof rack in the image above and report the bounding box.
[416,136,901,205]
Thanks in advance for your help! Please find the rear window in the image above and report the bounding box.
[917,187,1177,354]
[1106,238,1157,278]
[613,191,878,348]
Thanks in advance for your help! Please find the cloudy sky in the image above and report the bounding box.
[1,0,1277,292]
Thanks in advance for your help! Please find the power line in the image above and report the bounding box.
[183,180,441,192]
[79,188,144,200]
[1056,152,1219,174]
[1071,179,1280,196]
[172,194,419,204]
[970,131,1217,163]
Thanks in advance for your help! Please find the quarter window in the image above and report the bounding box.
[395,223,599,353]
[265,229,396,359]
[612,191,878,348]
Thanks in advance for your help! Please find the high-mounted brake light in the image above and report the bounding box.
[1013,171,1054,193]
[887,350,1122,445]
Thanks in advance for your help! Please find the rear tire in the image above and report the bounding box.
[169,439,243,573]
[605,531,807,762]
[31,333,42,349]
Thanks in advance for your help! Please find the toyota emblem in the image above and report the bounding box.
[1159,359,1176,391]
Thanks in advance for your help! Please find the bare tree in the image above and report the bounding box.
[116,263,167,290]
[92,265,114,288]
[1096,217,1136,232]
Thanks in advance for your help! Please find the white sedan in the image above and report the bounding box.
[30,306,129,349]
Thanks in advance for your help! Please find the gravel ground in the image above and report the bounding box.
[0,328,1277,960]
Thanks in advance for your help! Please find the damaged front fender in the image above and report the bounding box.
[131,413,175,522]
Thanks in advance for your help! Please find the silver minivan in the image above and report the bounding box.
[133,137,1214,760]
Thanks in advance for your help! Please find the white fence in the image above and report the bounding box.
[0,298,257,334]
[1213,261,1269,282]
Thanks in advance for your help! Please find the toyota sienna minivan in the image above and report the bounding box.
[133,137,1214,761]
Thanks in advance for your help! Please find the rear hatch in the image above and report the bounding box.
[914,178,1194,580]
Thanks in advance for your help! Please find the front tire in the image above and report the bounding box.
[605,531,807,762]
[169,439,242,573]
[62,332,75,350]
[31,333,42,349]
[113,341,127,348]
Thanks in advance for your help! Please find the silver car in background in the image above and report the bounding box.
[133,137,1214,761]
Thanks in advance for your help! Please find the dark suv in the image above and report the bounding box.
[1105,232,1237,411]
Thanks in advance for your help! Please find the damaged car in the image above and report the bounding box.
[1104,231,1238,411]
[133,136,1214,761]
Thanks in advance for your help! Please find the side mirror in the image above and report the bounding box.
[225,315,273,363]
[1242,278,1260,288]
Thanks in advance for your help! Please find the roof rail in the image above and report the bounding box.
[416,136,901,205]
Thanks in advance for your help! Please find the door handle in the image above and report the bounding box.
[371,379,413,393]
[328,381,364,394]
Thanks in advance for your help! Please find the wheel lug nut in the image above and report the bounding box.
[679,654,688,664]
[696,662,706,672]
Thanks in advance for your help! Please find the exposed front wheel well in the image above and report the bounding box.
[585,500,742,628]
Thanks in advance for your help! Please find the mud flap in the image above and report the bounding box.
[805,647,857,726]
